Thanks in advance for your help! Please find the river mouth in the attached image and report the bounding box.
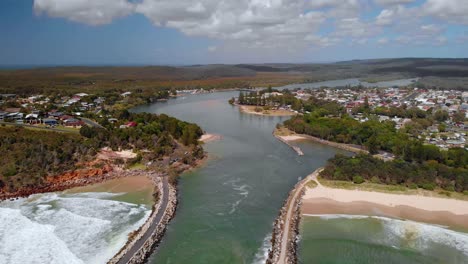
[0,176,154,264]
[132,92,346,263]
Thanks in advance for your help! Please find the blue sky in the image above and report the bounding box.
[1,0,467,65]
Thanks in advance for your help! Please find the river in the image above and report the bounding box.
[132,91,344,263]
[1,88,466,263]
[275,78,419,90]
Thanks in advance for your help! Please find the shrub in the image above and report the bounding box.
[421,183,435,191]
[408,183,418,189]
[370,176,380,184]
[438,191,451,197]
[353,175,364,184]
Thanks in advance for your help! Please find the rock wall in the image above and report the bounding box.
[108,178,178,264]
[290,133,368,154]
[273,134,304,156]
[266,183,305,264]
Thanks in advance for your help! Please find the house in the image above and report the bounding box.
[121,92,132,97]
[75,93,89,98]
[4,108,21,113]
[48,111,64,119]
[25,114,40,124]
[63,118,83,127]
[43,118,58,126]
[126,121,137,127]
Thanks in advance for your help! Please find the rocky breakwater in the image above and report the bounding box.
[273,134,304,156]
[266,169,321,264]
[108,175,178,264]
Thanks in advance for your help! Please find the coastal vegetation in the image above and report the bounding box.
[0,126,97,191]
[320,154,468,193]
[0,110,204,193]
[279,94,468,195]
[283,99,468,166]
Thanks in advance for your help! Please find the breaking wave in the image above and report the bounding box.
[0,192,151,264]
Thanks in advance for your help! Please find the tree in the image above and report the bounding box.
[453,111,465,123]
[238,92,245,105]
[438,123,446,132]
[434,110,449,122]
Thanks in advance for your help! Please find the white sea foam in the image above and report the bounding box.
[0,192,151,264]
[304,214,468,257]
[303,214,371,220]
[252,233,272,264]
[382,217,468,257]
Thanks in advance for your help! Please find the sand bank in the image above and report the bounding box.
[200,133,222,143]
[303,180,468,229]
[239,105,296,116]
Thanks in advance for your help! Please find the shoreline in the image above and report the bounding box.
[274,126,368,154]
[238,104,297,117]
[200,133,222,143]
[302,169,468,230]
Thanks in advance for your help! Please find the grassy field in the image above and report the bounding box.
[0,122,80,134]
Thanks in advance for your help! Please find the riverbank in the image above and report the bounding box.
[302,171,468,230]
[200,133,222,143]
[274,126,368,154]
[238,105,296,116]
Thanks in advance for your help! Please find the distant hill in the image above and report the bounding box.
[2,58,468,91]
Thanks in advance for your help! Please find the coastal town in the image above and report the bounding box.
[2,84,467,152]
[234,86,467,150]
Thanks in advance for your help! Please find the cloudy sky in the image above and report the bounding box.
[1,0,467,65]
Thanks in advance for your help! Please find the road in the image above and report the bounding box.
[277,168,322,264]
[116,176,169,264]
[0,121,79,133]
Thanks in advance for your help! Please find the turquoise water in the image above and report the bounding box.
[299,215,468,264]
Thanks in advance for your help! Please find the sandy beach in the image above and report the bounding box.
[200,133,222,143]
[239,105,296,116]
[303,179,468,229]
[274,126,368,154]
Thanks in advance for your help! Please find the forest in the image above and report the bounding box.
[321,154,468,193]
[0,126,98,191]
[80,110,204,157]
[0,111,204,192]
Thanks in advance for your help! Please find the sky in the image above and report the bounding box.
[1,0,468,65]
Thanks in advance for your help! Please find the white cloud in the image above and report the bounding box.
[33,0,135,25]
[334,18,380,38]
[374,0,414,6]
[422,0,468,24]
[377,38,389,44]
[31,0,468,56]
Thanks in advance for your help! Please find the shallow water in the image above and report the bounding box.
[299,215,468,264]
